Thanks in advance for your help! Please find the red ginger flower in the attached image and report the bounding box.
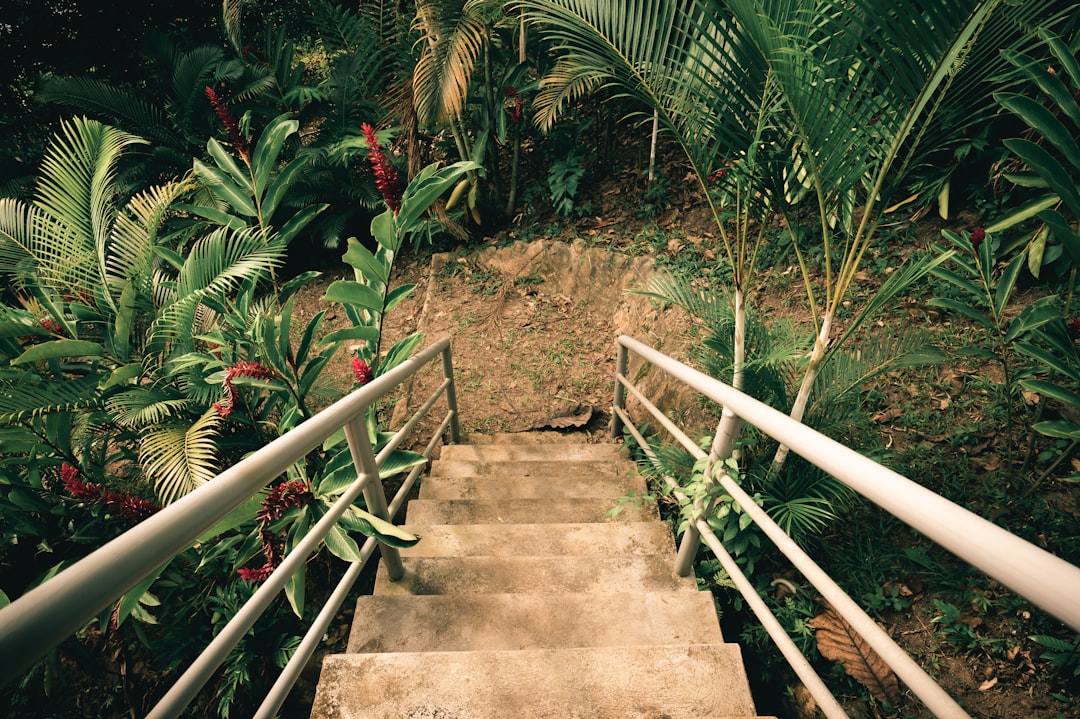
[205,86,250,161]
[361,123,402,214]
[238,479,312,583]
[213,360,275,418]
[40,319,63,335]
[352,357,373,386]
[505,86,523,123]
[970,227,986,252]
[61,463,160,524]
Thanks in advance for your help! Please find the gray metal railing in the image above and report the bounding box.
[612,334,1080,719]
[0,337,460,718]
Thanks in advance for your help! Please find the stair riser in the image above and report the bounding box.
[310,644,760,719]
[430,459,625,477]
[419,473,646,499]
[397,522,677,557]
[373,555,697,596]
[346,591,724,653]
[405,497,659,525]
[441,444,624,463]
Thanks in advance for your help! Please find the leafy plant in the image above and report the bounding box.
[547,150,586,217]
[1030,633,1080,679]
[987,29,1080,280]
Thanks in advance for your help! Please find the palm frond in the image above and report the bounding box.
[413,0,490,126]
[0,374,103,423]
[106,387,191,427]
[35,77,179,147]
[107,179,192,289]
[140,409,222,505]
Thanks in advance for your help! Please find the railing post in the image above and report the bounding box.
[343,416,404,580]
[674,406,743,576]
[441,343,461,444]
[611,339,629,439]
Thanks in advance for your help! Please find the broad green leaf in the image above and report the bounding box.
[1042,30,1080,101]
[206,137,253,190]
[1015,342,1080,382]
[102,362,143,389]
[1032,420,1080,440]
[1004,297,1061,343]
[1002,48,1080,127]
[1002,172,1050,189]
[252,115,298,197]
[926,299,994,330]
[994,253,1025,317]
[279,271,321,307]
[930,266,982,299]
[0,322,48,338]
[996,93,1080,170]
[323,524,363,562]
[384,284,416,314]
[370,209,397,252]
[261,157,312,222]
[276,202,326,246]
[985,194,1060,234]
[343,238,389,285]
[323,280,384,312]
[285,561,305,618]
[349,507,420,548]
[320,325,381,345]
[193,159,257,217]
[1004,138,1080,219]
[113,563,168,628]
[1020,379,1080,409]
[397,161,480,234]
[379,449,428,479]
[13,340,104,364]
[1038,209,1080,264]
[172,203,249,232]
[1028,225,1048,278]
[379,333,424,376]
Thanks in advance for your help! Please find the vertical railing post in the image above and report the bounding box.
[441,344,461,444]
[343,416,404,580]
[674,406,743,576]
[611,339,629,439]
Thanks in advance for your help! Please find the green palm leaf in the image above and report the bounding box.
[140,409,222,505]
[413,0,492,125]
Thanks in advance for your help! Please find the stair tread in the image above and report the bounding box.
[405,497,658,525]
[419,472,646,499]
[347,590,724,652]
[374,555,697,595]
[310,644,761,719]
[398,522,676,557]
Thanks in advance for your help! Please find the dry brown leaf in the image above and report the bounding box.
[978,677,998,692]
[526,405,593,431]
[809,606,901,705]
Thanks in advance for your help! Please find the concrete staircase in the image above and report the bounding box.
[309,433,771,719]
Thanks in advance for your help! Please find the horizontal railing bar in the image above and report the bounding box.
[617,374,703,458]
[148,439,391,718]
[377,378,450,460]
[253,537,377,719]
[255,411,454,719]
[0,337,451,686]
[695,523,851,719]
[617,335,1080,633]
[627,425,849,717]
[713,471,970,718]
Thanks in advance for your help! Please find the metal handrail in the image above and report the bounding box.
[612,334,1080,719]
[0,337,460,717]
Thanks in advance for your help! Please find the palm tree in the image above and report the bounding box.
[519,0,1073,472]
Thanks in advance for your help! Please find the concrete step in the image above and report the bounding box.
[441,442,623,463]
[478,431,604,445]
[347,591,724,652]
[405,497,658,525]
[310,644,763,719]
[419,472,646,499]
[429,459,625,477]
[373,555,697,596]
[398,522,676,557]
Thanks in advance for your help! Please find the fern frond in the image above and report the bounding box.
[140,409,222,505]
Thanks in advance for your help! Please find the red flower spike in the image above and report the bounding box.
[214,361,275,418]
[205,86,250,161]
[361,123,402,213]
[352,357,373,386]
[239,480,313,583]
[505,86,523,123]
[61,463,160,523]
[970,227,986,252]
